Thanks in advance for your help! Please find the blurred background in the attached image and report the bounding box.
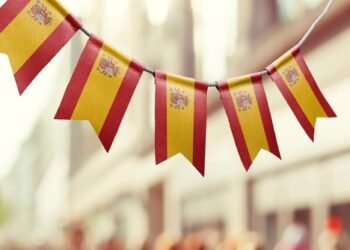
[0,0,350,249]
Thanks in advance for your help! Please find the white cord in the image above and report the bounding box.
[78,0,335,85]
[260,0,334,76]
[297,0,334,47]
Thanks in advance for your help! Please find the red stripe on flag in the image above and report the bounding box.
[155,71,168,165]
[192,81,208,176]
[251,73,281,159]
[292,47,336,118]
[267,65,315,141]
[218,81,252,171]
[55,35,103,120]
[99,60,144,152]
[14,14,81,94]
[0,0,30,32]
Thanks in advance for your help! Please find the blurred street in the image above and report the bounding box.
[0,0,350,249]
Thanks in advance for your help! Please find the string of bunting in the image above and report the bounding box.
[0,0,337,176]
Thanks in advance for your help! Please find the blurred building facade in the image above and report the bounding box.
[0,0,350,249]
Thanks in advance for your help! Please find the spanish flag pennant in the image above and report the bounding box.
[218,73,280,171]
[267,46,336,141]
[55,35,144,151]
[155,71,208,176]
[0,0,81,94]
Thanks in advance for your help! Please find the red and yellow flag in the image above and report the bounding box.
[218,73,280,171]
[267,46,336,140]
[55,35,144,151]
[0,0,81,94]
[155,71,208,176]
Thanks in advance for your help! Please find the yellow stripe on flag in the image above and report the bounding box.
[0,0,69,72]
[71,44,132,134]
[229,76,269,160]
[166,74,195,161]
[274,52,327,127]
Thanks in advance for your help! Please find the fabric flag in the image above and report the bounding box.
[55,35,144,151]
[218,73,280,171]
[155,71,208,176]
[0,0,81,94]
[267,46,336,140]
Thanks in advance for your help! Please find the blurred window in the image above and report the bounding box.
[265,213,278,250]
[293,208,312,247]
[250,0,278,39]
[277,0,325,22]
[192,0,238,80]
[145,0,171,26]
[304,0,326,9]
[294,208,312,230]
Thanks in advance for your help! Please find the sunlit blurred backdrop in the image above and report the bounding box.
[0,0,350,249]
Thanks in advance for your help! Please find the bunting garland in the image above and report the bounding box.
[218,74,280,171]
[55,35,144,151]
[0,0,338,175]
[155,71,208,176]
[0,0,81,94]
[266,46,336,141]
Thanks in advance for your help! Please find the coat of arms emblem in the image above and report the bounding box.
[28,1,52,25]
[170,88,188,109]
[283,66,299,87]
[234,90,253,112]
[97,54,120,78]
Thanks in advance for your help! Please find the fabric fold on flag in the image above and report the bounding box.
[0,0,81,94]
[267,46,336,141]
[155,71,208,176]
[55,34,144,151]
[218,73,280,171]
